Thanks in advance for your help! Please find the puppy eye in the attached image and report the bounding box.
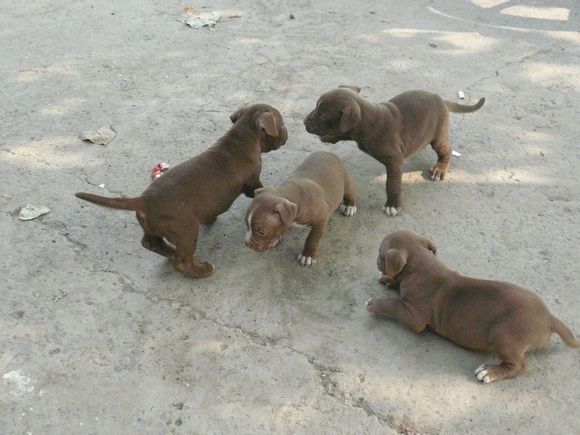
[254,227,265,236]
[320,112,329,121]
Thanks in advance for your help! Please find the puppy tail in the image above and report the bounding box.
[551,315,580,348]
[75,192,144,211]
[445,97,485,113]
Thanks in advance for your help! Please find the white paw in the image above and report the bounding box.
[339,203,357,217]
[365,298,373,306]
[383,205,400,216]
[431,172,442,181]
[474,365,493,384]
[378,273,389,284]
[297,253,315,267]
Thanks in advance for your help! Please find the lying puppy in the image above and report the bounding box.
[76,104,287,279]
[304,86,485,216]
[366,230,579,383]
[245,151,356,266]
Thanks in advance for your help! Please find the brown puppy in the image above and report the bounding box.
[366,230,579,383]
[304,86,485,216]
[75,104,288,279]
[245,151,356,266]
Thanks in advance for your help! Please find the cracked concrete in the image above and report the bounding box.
[1,0,580,434]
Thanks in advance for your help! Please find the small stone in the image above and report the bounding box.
[10,310,25,319]
[289,14,295,19]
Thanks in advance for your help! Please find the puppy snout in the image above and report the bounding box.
[245,238,268,253]
[303,115,315,133]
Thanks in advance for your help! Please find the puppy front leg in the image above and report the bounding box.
[383,159,403,216]
[366,297,427,333]
[298,221,327,267]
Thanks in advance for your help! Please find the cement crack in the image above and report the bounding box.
[84,266,423,433]
[468,46,554,90]
[0,148,17,156]
[286,347,431,434]
[36,218,89,252]
[78,170,127,197]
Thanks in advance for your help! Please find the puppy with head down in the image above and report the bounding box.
[366,230,579,383]
[245,151,356,266]
[304,86,484,216]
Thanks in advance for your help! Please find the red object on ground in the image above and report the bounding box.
[151,162,170,181]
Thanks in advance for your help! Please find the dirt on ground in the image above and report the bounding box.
[1,1,579,433]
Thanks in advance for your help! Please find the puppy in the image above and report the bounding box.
[245,151,356,266]
[366,230,579,383]
[304,86,484,216]
[75,104,288,279]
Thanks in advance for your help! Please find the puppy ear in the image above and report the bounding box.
[230,106,247,123]
[339,102,362,133]
[339,85,361,93]
[423,235,437,255]
[273,199,297,227]
[377,252,385,273]
[385,249,408,279]
[257,111,279,137]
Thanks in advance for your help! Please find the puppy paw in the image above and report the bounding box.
[430,165,447,181]
[474,365,494,384]
[383,205,401,216]
[298,253,316,267]
[339,203,357,217]
[365,297,386,313]
[180,261,214,279]
[378,273,389,284]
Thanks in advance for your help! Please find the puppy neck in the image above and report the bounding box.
[352,99,400,143]
[214,123,263,161]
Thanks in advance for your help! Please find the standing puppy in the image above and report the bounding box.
[304,86,484,216]
[366,230,579,383]
[245,151,356,266]
[76,104,287,279]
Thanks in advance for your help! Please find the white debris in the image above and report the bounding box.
[18,205,50,221]
[79,126,117,146]
[457,90,465,99]
[3,370,34,393]
[179,11,221,29]
[98,183,105,188]
[452,150,462,157]
[53,289,69,303]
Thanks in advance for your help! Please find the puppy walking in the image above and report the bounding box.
[76,104,288,279]
[245,151,356,266]
[304,86,484,216]
[366,230,579,383]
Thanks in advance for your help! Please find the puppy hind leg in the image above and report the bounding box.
[141,234,176,258]
[430,120,452,181]
[136,211,176,258]
[169,221,214,279]
[474,350,528,384]
[475,327,529,383]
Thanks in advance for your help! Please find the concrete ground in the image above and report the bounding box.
[1,0,579,433]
